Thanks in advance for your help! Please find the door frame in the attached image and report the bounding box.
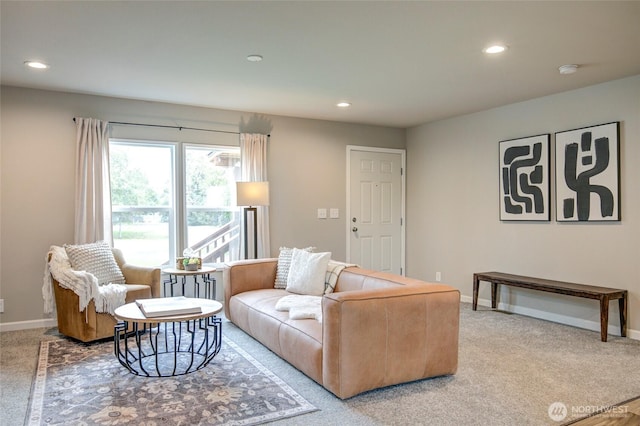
[346,145,406,275]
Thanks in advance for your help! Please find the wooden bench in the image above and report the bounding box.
[473,272,627,342]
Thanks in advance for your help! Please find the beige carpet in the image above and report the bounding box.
[2,303,640,425]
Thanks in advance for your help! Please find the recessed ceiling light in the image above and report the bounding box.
[246,54,263,62]
[337,102,351,108]
[24,60,49,69]
[483,45,508,54]
[559,64,579,75]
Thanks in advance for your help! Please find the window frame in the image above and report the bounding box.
[109,138,239,267]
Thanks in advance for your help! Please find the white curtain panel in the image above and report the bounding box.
[74,117,113,245]
[240,133,270,258]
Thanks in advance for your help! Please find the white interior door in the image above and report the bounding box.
[347,147,405,274]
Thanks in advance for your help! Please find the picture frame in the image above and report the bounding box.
[555,122,620,222]
[499,134,550,221]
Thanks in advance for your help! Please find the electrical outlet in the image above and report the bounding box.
[0,299,4,313]
[435,272,442,282]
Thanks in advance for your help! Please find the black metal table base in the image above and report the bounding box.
[163,274,216,299]
[114,316,222,377]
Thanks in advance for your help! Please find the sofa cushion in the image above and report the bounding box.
[274,246,315,289]
[286,249,331,296]
[228,288,324,384]
[64,240,125,286]
[229,289,290,337]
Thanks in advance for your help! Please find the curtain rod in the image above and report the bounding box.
[72,118,270,137]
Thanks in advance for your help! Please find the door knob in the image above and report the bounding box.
[352,227,358,232]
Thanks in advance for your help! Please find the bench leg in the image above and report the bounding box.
[619,295,627,338]
[600,296,609,342]
[472,275,479,310]
[491,283,498,309]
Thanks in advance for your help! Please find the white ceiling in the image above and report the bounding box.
[2,1,639,128]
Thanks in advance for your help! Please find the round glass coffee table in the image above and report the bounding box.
[114,297,223,377]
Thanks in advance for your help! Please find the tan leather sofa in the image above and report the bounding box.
[50,248,161,342]
[224,258,460,399]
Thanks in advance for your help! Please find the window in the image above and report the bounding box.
[109,139,240,267]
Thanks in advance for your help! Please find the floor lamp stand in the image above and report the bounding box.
[243,206,258,259]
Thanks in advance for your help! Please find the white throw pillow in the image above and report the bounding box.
[286,249,331,296]
[274,246,315,289]
[64,240,125,286]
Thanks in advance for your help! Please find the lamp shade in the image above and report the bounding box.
[236,181,269,206]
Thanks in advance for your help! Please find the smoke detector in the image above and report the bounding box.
[559,64,579,75]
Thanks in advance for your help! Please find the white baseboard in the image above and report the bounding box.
[462,295,639,341]
[0,318,57,333]
[2,299,638,341]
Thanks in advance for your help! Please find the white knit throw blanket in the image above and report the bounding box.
[43,246,127,315]
[275,295,323,322]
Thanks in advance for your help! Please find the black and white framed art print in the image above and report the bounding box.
[555,122,620,222]
[499,134,550,221]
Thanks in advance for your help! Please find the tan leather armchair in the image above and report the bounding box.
[50,248,161,342]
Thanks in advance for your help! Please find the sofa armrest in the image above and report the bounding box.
[111,248,161,297]
[322,284,460,399]
[120,264,162,298]
[223,258,278,317]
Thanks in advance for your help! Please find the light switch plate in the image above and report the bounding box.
[329,208,339,219]
[317,208,327,219]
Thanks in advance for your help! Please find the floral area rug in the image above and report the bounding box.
[27,336,317,425]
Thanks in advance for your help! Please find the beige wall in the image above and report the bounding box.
[406,74,640,337]
[0,86,405,325]
[3,76,638,337]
